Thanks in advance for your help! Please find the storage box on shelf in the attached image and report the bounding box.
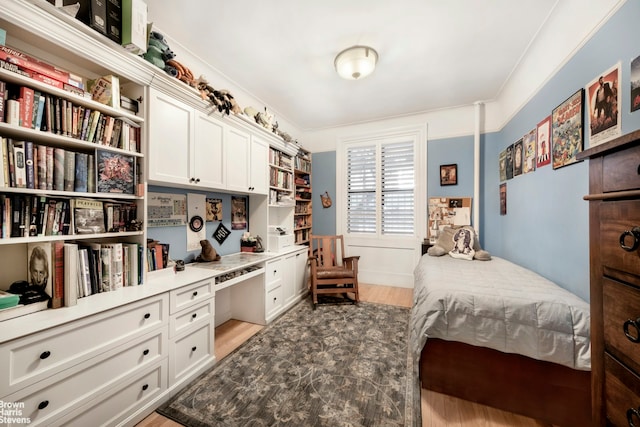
[294,148,312,245]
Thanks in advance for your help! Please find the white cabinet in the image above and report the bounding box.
[225,126,251,193]
[250,136,269,195]
[265,247,308,323]
[147,87,225,189]
[294,248,309,296]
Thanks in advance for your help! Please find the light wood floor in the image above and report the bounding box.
[136,283,552,427]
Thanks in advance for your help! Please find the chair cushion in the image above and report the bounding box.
[317,269,355,280]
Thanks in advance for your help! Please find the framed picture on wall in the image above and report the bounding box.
[552,88,584,169]
[586,62,621,147]
[499,183,507,215]
[536,116,551,167]
[440,164,457,186]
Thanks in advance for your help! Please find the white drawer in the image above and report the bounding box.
[170,322,213,384]
[170,279,214,314]
[52,359,168,427]
[265,257,283,284]
[0,294,167,396]
[4,328,166,426]
[266,283,284,318]
[169,299,214,338]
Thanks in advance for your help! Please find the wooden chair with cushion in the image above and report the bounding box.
[308,234,360,308]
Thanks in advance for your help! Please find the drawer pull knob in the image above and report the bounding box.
[620,227,640,252]
[144,313,151,319]
[627,407,640,426]
[39,351,51,360]
[192,313,197,319]
[143,349,149,356]
[191,346,197,352]
[38,400,49,410]
[193,291,198,297]
[142,384,149,391]
[623,319,640,343]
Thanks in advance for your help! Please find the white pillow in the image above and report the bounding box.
[448,228,476,261]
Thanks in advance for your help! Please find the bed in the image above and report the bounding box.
[411,254,591,427]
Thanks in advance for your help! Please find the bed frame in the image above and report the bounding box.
[420,338,591,427]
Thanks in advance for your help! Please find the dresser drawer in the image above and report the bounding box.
[169,299,214,338]
[605,354,640,427]
[4,329,165,426]
[170,279,214,314]
[53,359,167,427]
[265,257,283,285]
[170,322,213,384]
[602,143,640,192]
[0,294,167,396]
[600,200,640,282]
[603,278,640,374]
[266,283,284,318]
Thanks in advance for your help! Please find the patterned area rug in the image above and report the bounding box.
[158,298,419,426]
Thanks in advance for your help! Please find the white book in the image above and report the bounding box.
[0,138,5,188]
[63,243,78,306]
[125,243,139,286]
[103,243,123,290]
[5,99,20,126]
[78,248,92,297]
[12,141,26,188]
[100,246,112,292]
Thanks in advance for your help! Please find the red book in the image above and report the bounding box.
[0,45,70,83]
[51,241,65,309]
[19,86,34,129]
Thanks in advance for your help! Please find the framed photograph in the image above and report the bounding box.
[498,149,507,182]
[513,138,523,177]
[505,144,514,180]
[96,150,135,194]
[27,242,52,298]
[632,55,640,112]
[522,129,536,174]
[499,184,507,216]
[586,62,621,147]
[552,88,584,169]
[536,116,551,167]
[439,164,457,186]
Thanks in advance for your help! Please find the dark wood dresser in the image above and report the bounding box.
[577,129,640,426]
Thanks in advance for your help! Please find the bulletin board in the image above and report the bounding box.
[428,197,472,242]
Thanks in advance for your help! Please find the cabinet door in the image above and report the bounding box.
[193,112,225,189]
[294,249,309,295]
[147,88,192,185]
[250,137,269,195]
[282,253,296,305]
[225,127,251,192]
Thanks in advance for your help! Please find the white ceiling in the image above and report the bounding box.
[147,1,583,131]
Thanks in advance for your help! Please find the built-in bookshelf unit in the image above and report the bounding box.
[267,146,295,251]
[294,148,312,245]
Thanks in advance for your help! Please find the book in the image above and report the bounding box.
[28,195,39,237]
[0,138,5,188]
[89,0,108,35]
[106,0,123,43]
[0,300,48,322]
[72,198,105,234]
[31,91,40,129]
[0,45,71,83]
[78,247,92,298]
[6,139,14,187]
[24,140,35,189]
[96,149,134,194]
[87,75,120,108]
[53,148,64,191]
[0,138,7,188]
[12,141,26,188]
[63,149,75,191]
[51,241,65,309]
[19,86,34,129]
[6,99,20,125]
[80,107,91,140]
[27,242,53,299]
[74,152,88,192]
[35,195,47,236]
[37,145,47,190]
[86,110,101,143]
[63,243,78,306]
[87,154,96,193]
[35,93,46,131]
[0,80,4,123]
[44,199,57,236]
[104,242,123,290]
[125,242,139,286]
[100,244,112,292]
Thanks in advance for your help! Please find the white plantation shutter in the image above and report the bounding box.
[381,141,414,235]
[347,145,376,233]
[346,141,415,235]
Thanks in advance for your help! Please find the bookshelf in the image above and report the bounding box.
[294,148,312,245]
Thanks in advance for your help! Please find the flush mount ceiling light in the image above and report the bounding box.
[334,45,378,80]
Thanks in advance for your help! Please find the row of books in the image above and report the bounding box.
[270,168,292,190]
[0,137,94,192]
[146,240,169,272]
[0,195,138,239]
[269,147,293,168]
[0,81,140,152]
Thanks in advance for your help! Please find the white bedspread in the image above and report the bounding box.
[410,255,591,370]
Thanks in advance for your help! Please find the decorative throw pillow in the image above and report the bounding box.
[449,227,476,260]
[427,245,447,257]
[474,249,492,261]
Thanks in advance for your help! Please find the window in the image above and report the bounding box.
[345,137,417,236]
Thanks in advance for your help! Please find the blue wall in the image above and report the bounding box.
[146,186,250,263]
[311,151,336,235]
[310,1,640,302]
